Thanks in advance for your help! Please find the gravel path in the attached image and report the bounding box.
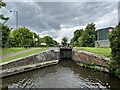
[0,48,34,60]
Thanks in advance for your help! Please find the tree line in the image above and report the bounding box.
[71,23,97,47]
[1,26,58,48]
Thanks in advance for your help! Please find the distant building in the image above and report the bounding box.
[41,43,46,46]
[95,27,114,48]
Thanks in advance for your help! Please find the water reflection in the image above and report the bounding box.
[2,59,120,88]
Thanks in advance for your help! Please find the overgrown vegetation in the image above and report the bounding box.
[77,61,102,72]
[108,22,120,78]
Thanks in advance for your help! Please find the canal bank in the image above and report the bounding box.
[1,47,120,89]
[0,49,60,78]
[2,59,120,88]
[72,49,110,73]
[60,47,120,79]
[0,47,119,79]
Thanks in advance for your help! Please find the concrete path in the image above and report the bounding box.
[0,48,35,60]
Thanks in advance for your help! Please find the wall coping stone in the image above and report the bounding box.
[0,60,59,78]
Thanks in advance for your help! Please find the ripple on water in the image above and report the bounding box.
[2,60,120,88]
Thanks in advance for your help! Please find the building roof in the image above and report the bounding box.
[96,27,114,31]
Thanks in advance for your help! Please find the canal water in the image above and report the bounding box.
[2,59,120,89]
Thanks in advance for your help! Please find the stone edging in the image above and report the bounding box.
[72,49,110,73]
[0,60,59,78]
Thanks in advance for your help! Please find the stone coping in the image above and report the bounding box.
[0,60,59,78]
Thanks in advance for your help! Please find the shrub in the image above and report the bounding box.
[108,22,120,78]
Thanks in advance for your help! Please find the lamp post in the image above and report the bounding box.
[10,10,18,29]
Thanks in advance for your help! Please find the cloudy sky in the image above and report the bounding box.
[1,0,119,43]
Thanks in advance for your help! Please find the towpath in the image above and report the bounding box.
[0,48,35,60]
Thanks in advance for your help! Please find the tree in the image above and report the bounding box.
[82,23,96,47]
[77,36,84,47]
[42,36,57,47]
[72,29,84,46]
[0,0,9,24]
[0,0,6,8]
[0,1,10,47]
[1,24,11,47]
[74,29,84,41]
[61,37,68,46]
[109,22,120,78]
[53,40,57,46]
[10,27,33,47]
[71,23,96,47]
[71,29,84,47]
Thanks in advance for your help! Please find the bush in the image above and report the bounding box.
[109,22,120,78]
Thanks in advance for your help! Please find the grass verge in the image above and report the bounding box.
[1,48,26,56]
[74,47,111,57]
[0,48,50,63]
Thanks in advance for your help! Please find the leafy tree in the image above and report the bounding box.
[71,29,84,47]
[1,24,11,47]
[61,37,68,46]
[53,40,57,45]
[7,36,15,47]
[0,0,9,24]
[74,29,84,41]
[72,29,84,46]
[71,23,96,47]
[0,0,6,8]
[82,23,96,47]
[0,1,10,48]
[109,22,120,78]
[10,27,33,47]
[73,41,78,47]
[43,36,53,44]
[77,36,84,47]
[42,36,57,47]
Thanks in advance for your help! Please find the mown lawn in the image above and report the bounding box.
[1,48,26,56]
[74,47,111,57]
[0,47,50,63]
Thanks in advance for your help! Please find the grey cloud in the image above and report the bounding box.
[2,2,118,40]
